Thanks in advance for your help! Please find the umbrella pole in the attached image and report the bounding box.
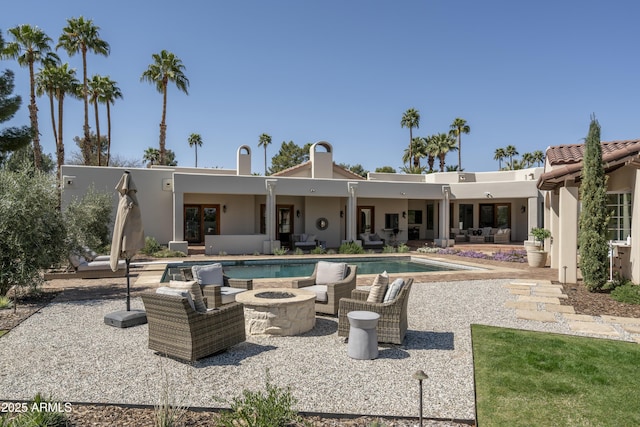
[126,258,131,311]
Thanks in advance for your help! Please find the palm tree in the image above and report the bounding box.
[88,74,108,165]
[188,133,203,167]
[400,108,420,166]
[425,135,439,172]
[97,77,122,166]
[143,147,160,167]
[57,17,110,165]
[493,147,506,170]
[258,133,272,175]
[141,50,189,165]
[521,152,534,169]
[505,145,519,170]
[402,137,427,168]
[431,132,458,172]
[449,117,470,172]
[532,149,545,167]
[3,25,57,170]
[35,62,80,184]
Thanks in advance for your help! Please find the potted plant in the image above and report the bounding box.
[527,228,551,267]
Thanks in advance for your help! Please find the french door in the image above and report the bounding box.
[184,204,220,243]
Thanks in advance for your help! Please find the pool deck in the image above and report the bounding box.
[43,243,557,301]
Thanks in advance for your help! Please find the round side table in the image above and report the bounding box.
[347,311,380,360]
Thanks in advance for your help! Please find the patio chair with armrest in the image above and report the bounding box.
[291,261,357,315]
[141,291,246,362]
[186,264,253,309]
[337,278,413,344]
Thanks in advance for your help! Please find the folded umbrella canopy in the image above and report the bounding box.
[105,171,147,328]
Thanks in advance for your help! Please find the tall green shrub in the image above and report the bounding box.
[63,185,113,254]
[0,166,66,295]
[578,116,609,291]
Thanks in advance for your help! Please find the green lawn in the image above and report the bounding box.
[472,324,640,427]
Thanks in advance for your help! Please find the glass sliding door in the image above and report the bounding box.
[184,206,201,243]
[184,204,220,243]
[357,206,375,235]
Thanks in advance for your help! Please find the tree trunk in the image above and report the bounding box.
[94,99,101,166]
[106,103,112,166]
[28,62,42,170]
[159,79,168,165]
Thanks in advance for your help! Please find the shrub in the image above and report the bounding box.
[382,245,396,253]
[273,247,287,256]
[142,236,163,255]
[338,241,365,254]
[0,295,13,309]
[0,166,66,296]
[152,249,187,258]
[64,185,113,256]
[611,283,640,305]
[0,393,70,427]
[397,243,410,253]
[216,369,301,427]
[310,246,326,255]
[293,248,305,255]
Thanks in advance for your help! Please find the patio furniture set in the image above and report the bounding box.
[451,227,511,244]
[138,261,413,362]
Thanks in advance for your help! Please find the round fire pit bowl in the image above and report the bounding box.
[236,288,316,336]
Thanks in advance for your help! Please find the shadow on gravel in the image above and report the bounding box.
[191,342,279,368]
[404,330,455,351]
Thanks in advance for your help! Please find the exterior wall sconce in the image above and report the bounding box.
[521,205,526,213]
[484,191,493,198]
[223,205,227,213]
[340,210,344,218]
[296,209,301,218]
[402,211,407,218]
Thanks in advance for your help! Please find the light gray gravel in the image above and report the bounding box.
[0,278,630,420]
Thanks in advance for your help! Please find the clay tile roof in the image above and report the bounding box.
[538,139,640,190]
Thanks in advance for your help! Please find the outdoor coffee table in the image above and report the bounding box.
[347,311,380,360]
[235,288,316,336]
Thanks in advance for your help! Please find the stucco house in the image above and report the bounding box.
[538,139,640,285]
[61,141,543,256]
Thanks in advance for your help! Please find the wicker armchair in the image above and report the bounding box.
[141,292,246,362]
[181,267,252,309]
[337,278,413,344]
[291,264,357,315]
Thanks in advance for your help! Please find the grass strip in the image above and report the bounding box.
[472,324,640,426]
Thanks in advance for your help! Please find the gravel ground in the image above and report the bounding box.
[0,278,631,422]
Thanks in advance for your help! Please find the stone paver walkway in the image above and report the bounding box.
[505,280,640,343]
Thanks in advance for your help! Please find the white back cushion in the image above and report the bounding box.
[169,280,207,313]
[156,286,195,311]
[383,278,405,303]
[192,263,224,285]
[316,261,347,285]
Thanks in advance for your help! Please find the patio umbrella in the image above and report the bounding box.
[105,171,147,328]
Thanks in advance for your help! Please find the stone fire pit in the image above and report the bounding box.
[235,288,316,336]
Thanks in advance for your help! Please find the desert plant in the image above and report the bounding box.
[579,116,610,291]
[397,243,410,253]
[216,369,301,427]
[382,245,396,253]
[8,393,70,427]
[294,248,305,255]
[141,236,163,255]
[338,241,365,254]
[152,249,187,258]
[310,246,326,255]
[154,363,187,427]
[611,283,640,305]
[0,296,13,309]
[63,185,113,255]
[272,247,287,256]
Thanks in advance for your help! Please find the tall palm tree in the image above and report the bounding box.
[400,108,420,166]
[431,132,458,172]
[493,147,506,170]
[143,147,160,167]
[532,149,545,167]
[3,25,57,170]
[521,152,534,169]
[425,135,439,172]
[402,137,427,168]
[57,16,110,165]
[258,133,272,175]
[141,50,189,165]
[97,77,122,166]
[35,62,80,185]
[188,133,203,167]
[88,74,108,166]
[505,145,519,170]
[449,117,470,172]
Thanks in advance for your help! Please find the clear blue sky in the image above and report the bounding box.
[2,1,640,173]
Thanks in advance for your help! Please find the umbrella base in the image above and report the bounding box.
[104,310,147,328]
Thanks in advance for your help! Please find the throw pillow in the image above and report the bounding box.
[359,233,370,242]
[170,280,207,313]
[306,234,317,242]
[156,286,196,311]
[316,261,348,285]
[383,278,405,303]
[370,233,382,242]
[192,263,224,285]
[367,271,389,303]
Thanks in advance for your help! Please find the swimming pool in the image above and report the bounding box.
[161,256,474,282]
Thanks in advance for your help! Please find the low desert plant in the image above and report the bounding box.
[142,236,163,255]
[338,241,365,254]
[0,393,70,427]
[216,369,301,427]
[382,245,396,253]
[397,243,410,253]
[272,247,288,256]
[0,296,13,310]
[152,249,187,258]
[154,364,187,427]
[611,283,640,305]
[310,246,326,255]
[293,248,305,255]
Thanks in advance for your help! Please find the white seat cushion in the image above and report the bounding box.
[316,261,347,285]
[156,286,195,311]
[77,259,125,271]
[383,278,405,303]
[220,286,246,305]
[192,263,224,285]
[302,284,328,302]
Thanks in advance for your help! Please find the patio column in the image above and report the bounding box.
[558,184,579,284]
[631,168,640,283]
[172,190,184,241]
[264,179,278,253]
[548,191,560,269]
[346,182,358,242]
[436,186,452,247]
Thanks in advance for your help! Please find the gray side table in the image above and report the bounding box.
[347,311,380,360]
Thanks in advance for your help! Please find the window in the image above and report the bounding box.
[426,203,434,230]
[357,206,375,234]
[184,204,219,243]
[607,193,632,241]
[459,204,473,229]
[408,209,423,224]
[479,203,511,228]
[385,213,399,230]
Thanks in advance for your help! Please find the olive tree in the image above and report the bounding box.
[63,185,113,255]
[0,165,66,295]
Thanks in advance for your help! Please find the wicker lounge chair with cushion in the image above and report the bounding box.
[44,253,128,280]
[337,277,414,344]
[187,264,253,309]
[291,234,318,252]
[493,228,511,243]
[141,290,246,362]
[359,233,385,251]
[291,261,357,315]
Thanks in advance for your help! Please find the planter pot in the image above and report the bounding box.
[524,241,542,252]
[527,250,548,268]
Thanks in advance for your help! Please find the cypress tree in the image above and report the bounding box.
[578,116,609,291]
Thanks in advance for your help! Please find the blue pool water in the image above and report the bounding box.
[161,256,467,282]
